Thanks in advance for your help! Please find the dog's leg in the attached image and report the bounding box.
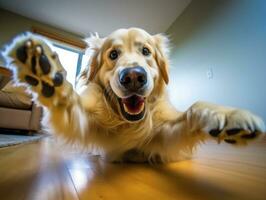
[147,101,265,162]
[184,101,265,145]
[2,33,89,140]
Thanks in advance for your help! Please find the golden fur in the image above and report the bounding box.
[2,28,265,163]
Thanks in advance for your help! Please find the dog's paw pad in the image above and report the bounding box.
[39,54,51,75]
[12,38,53,76]
[226,128,242,136]
[53,72,64,87]
[224,139,237,144]
[25,75,39,86]
[41,81,55,97]
[16,45,28,63]
[209,129,222,137]
[241,131,258,139]
[222,129,262,145]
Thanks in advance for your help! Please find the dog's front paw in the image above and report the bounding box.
[2,33,66,98]
[187,102,265,145]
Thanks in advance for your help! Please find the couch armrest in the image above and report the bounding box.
[29,103,43,131]
[0,74,11,90]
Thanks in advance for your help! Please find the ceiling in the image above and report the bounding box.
[0,0,191,37]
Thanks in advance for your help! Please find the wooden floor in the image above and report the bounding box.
[0,136,265,200]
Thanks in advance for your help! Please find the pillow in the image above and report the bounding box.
[2,81,32,98]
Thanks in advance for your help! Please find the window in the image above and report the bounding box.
[51,44,81,86]
[51,44,90,87]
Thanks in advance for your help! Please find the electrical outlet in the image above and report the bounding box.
[206,68,213,79]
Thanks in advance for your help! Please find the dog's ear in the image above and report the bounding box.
[153,34,170,84]
[83,34,105,82]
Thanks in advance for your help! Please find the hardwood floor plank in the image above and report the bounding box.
[0,137,265,200]
[0,139,79,200]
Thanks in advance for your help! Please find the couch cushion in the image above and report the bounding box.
[2,81,31,97]
[0,80,32,110]
[0,91,32,110]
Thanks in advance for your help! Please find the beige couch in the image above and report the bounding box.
[0,69,42,133]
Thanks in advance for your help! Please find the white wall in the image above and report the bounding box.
[167,0,266,121]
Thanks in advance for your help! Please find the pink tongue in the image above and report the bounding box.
[122,95,144,113]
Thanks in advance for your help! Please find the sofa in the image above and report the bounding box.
[0,66,42,133]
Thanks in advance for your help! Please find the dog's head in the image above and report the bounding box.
[80,28,169,122]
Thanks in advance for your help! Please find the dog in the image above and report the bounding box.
[2,28,265,163]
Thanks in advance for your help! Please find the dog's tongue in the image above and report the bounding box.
[122,95,144,114]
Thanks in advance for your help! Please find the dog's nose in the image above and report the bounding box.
[119,66,147,90]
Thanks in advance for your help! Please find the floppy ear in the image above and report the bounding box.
[153,34,170,84]
[88,51,100,81]
[83,34,105,82]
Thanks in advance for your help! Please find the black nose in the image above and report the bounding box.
[119,66,147,90]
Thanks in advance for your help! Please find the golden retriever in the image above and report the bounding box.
[2,28,265,162]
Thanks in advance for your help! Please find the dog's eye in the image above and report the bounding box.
[109,50,119,60]
[142,47,151,56]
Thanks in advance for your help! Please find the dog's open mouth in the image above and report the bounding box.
[118,95,145,121]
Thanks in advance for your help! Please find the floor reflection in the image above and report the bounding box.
[0,138,265,200]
